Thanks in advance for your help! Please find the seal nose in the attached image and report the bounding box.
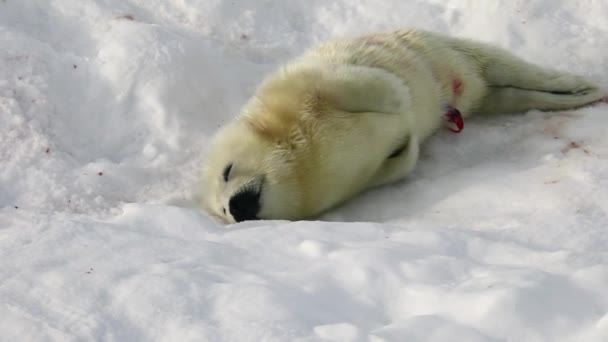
[229,190,261,222]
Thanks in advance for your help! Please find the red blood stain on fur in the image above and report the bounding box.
[452,78,463,96]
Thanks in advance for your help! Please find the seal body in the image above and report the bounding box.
[202,29,605,223]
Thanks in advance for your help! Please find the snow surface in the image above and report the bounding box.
[2,0,608,341]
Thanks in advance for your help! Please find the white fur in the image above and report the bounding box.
[202,29,605,223]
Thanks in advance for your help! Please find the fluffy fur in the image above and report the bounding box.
[202,29,605,223]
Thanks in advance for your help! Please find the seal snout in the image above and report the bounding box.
[229,189,261,222]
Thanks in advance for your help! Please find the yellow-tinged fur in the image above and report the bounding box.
[202,29,605,223]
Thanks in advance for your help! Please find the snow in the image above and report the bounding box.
[1,0,608,341]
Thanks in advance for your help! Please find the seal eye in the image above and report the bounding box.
[222,163,234,182]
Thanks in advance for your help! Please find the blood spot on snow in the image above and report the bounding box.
[14,206,19,209]
[45,147,50,154]
[98,172,103,176]
[542,112,581,137]
[561,140,585,154]
[452,78,463,96]
[114,14,135,20]
[115,14,135,21]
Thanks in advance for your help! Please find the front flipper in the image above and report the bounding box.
[366,134,420,189]
[280,62,411,115]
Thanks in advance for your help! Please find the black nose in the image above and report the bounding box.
[229,190,261,222]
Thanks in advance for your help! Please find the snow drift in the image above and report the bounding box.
[1,1,608,341]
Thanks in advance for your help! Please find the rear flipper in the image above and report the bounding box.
[450,36,606,114]
[477,85,606,114]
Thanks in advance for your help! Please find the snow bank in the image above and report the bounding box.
[1,0,607,341]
